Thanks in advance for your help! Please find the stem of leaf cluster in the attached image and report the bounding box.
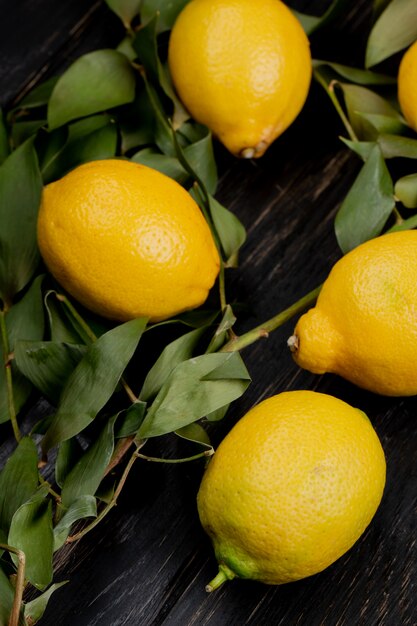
[314,72,358,143]
[38,473,62,502]
[392,205,404,224]
[220,285,322,353]
[0,310,21,442]
[0,543,26,626]
[219,264,227,311]
[137,449,214,463]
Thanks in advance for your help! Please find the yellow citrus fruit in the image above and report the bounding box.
[198,390,385,590]
[289,231,417,396]
[37,159,220,322]
[398,39,417,131]
[168,0,312,158]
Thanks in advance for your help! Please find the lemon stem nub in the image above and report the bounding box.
[287,334,299,353]
[205,564,236,592]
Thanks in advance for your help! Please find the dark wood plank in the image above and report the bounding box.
[0,1,416,625]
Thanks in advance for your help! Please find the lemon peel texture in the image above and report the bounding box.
[290,231,417,395]
[168,0,312,158]
[198,390,386,589]
[37,159,220,322]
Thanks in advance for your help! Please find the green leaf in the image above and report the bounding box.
[142,77,176,156]
[206,404,230,422]
[0,139,42,305]
[44,291,84,343]
[14,341,86,404]
[341,84,404,141]
[24,581,68,624]
[141,0,190,32]
[53,496,97,551]
[0,364,32,425]
[0,109,9,165]
[140,327,206,401]
[355,111,407,137]
[17,77,59,110]
[131,148,188,183]
[7,275,45,351]
[335,145,395,253]
[138,352,250,438]
[105,0,142,26]
[373,0,392,18]
[176,422,211,448]
[42,318,147,452]
[183,133,217,194]
[37,126,67,176]
[0,438,39,535]
[378,134,417,159]
[8,492,53,589]
[61,415,117,508]
[12,120,46,147]
[208,195,246,265]
[0,276,45,423]
[206,304,236,353]
[116,402,147,438]
[55,438,84,489]
[388,214,417,232]
[41,117,118,183]
[366,0,417,67]
[119,87,156,153]
[0,565,16,626]
[133,18,189,129]
[116,36,137,62]
[48,50,136,130]
[0,276,44,423]
[292,0,349,35]
[342,134,417,160]
[395,173,417,208]
[312,60,396,85]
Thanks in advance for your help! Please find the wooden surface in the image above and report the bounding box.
[1,1,416,624]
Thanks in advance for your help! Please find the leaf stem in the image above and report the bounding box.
[0,543,26,626]
[66,447,140,544]
[220,285,321,353]
[0,309,21,442]
[392,204,404,224]
[136,449,214,464]
[314,72,358,142]
[219,263,227,312]
[38,473,62,503]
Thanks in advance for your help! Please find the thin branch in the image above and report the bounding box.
[0,543,26,626]
[314,71,358,143]
[220,285,322,353]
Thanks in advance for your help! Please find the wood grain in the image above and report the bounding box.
[0,1,416,624]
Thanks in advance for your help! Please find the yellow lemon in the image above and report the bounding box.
[168,0,312,158]
[198,390,385,589]
[37,159,220,322]
[289,231,417,396]
[398,39,417,131]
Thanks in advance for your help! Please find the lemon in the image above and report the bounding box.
[168,0,312,158]
[37,159,220,322]
[198,390,385,590]
[398,39,417,132]
[289,231,417,396]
